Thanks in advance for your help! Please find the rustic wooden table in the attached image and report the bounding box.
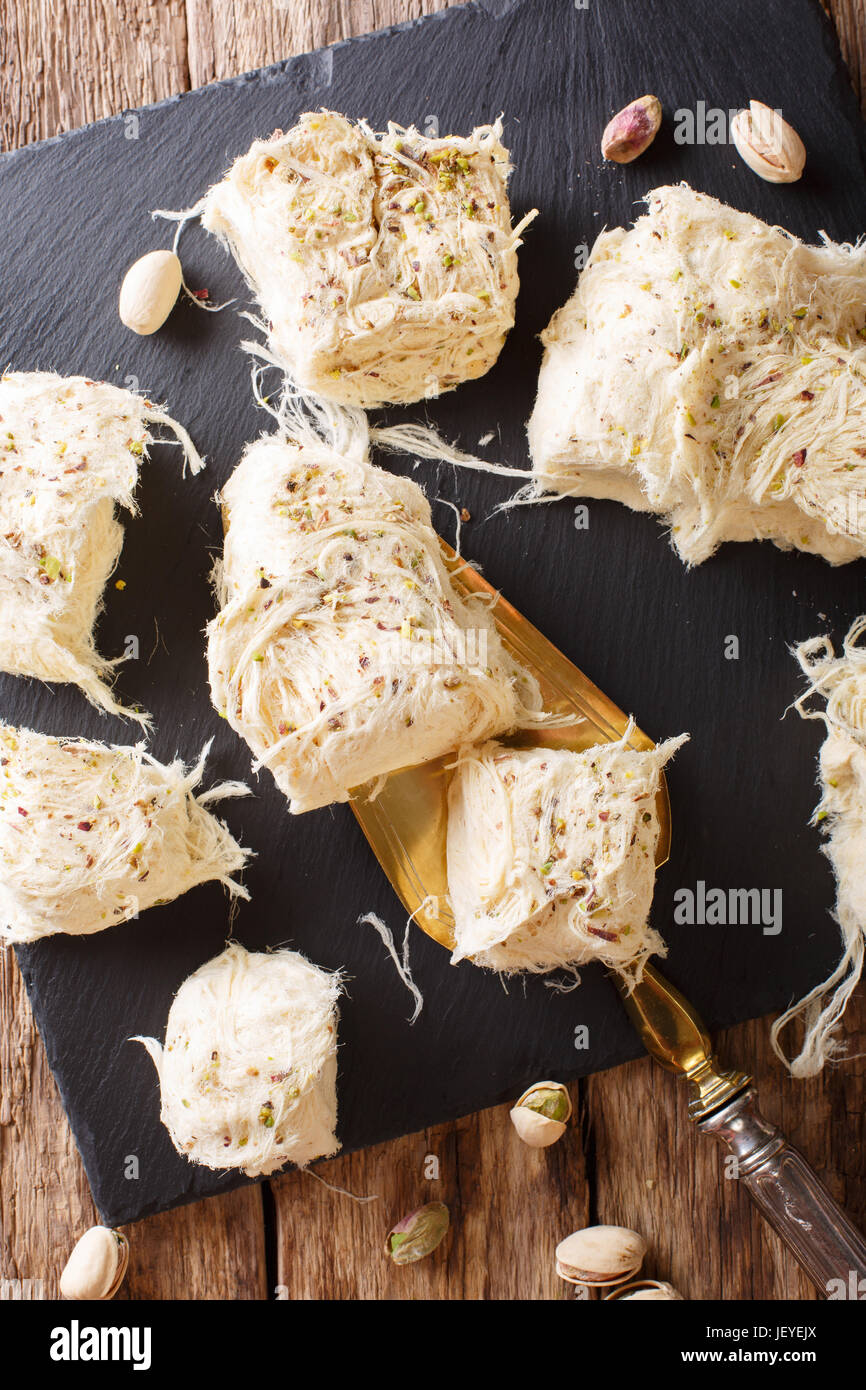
[1,0,865,1303]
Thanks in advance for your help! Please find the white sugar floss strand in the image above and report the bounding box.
[772,617,866,1075]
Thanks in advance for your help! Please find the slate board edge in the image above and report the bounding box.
[0,1,527,171]
[811,0,866,164]
[21,934,790,1228]
[0,0,858,176]
[90,950,786,1228]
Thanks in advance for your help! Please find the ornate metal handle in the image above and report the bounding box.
[699,1087,866,1295]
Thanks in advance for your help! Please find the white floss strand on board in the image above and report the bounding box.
[358,910,424,1023]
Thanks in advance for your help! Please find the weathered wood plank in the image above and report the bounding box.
[822,0,866,112]
[0,1,189,149]
[587,994,866,1301]
[0,947,97,1299]
[1,920,268,1300]
[270,1096,590,1299]
[115,1188,268,1301]
[184,0,457,89]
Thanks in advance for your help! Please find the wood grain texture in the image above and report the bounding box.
[822,0,866,113]
[1,0,865,1302]
[587,997,866,1302]
[0,730,267,1306]
[114,1190,268,1302]
[185,1,456,89]
[0,947,96,1300]
[0,1,189,149]
[270,1099,590,1299]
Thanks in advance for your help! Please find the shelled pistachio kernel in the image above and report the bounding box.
[510,1080,572,1148]
[601,95,662,163]
[386,1202,450,1265]
[60,1226,129,1300]
[119,249,182,335]
[555,1225,647,1287]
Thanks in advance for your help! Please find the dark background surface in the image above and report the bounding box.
[1,0,864,1225]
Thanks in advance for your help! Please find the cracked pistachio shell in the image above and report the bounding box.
[510,1108,566,1148]
[510,1080,572,1148]
[606,1279,685,1301]
[555,1224,647,1287]
[60,1226,129,1301]
[386,1202,450,1265]
[730,101,805,184]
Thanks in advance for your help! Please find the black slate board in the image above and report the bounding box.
[2,0,866,1226]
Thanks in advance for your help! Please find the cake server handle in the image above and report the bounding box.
[617,964,866,1295]
[699,1086,866,1294]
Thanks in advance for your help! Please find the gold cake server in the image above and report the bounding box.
[352,544,866,1296]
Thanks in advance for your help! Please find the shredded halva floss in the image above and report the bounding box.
[207,414,547,814]
[136,942,341,1176]
[446,726,688,976]
[772,617,866,1075]
[0,371,202,721]
[199,109,534,408]
[529,184,866,566]
[0,724,250,943]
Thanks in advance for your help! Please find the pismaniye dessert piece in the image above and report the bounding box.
[446,728,688,975]
[201,110,534,408]
[207,427,546,814]
[0,724,249,943]
[529,184,866,566]
[773,617,866,1075]
[136,942,341,1176]
[0,371,202,720]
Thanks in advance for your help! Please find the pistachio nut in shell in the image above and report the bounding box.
[605,1279,685,1301]
[386,1202,450,1265]
[60,1226,129,1300]
[601,95,662,163]
[730,101,805,184]
[510,1080,572,1148]
[555,1224,647,1287]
